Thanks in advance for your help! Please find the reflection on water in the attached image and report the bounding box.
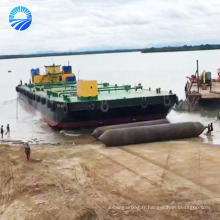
[200,109,219,118]
[0,98,94,145]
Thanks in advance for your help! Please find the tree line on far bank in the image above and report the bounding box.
[141,44,220,53]
[1,44,220,59]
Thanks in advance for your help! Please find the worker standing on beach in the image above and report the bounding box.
[1,125,4,139]
[5,124,10,137]
[25,142,31,161]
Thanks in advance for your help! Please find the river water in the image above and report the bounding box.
[1,50,220,145]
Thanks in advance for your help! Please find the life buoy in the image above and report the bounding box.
[50,102,56,111]
[63,104,69,114]
[88,103,96,111]
[27,91,30,98]
[41,97,46,105]
[100,101,109,113]
[36,96,40,102]
[47,99,50,108]
[29,93,34,100]
[141,98,148,108]
[164,96,171,106]
[32,94,36,100]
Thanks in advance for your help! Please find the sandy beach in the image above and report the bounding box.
[0,137,220,219]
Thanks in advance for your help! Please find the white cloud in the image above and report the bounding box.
[0,0,220,54]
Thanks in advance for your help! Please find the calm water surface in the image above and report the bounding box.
[1,50,220,144]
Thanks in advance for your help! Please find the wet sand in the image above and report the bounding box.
[0,138,220,219]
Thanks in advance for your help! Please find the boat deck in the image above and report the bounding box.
[47,89,171,102]
[22,84,173,103]
[190,82,220,99]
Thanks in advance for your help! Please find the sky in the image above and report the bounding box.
[0,0,220,55]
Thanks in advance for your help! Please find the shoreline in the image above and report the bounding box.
[0,131,96,146]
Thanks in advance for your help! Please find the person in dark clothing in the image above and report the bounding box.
[5,124,10,137]
[25,142,31,161]
[1,125,4,139]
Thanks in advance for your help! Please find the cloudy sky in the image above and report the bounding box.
[0,0,220,55]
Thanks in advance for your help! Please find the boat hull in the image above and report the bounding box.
[17,86,177,129]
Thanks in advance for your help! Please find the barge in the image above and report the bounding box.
[16,64,178,128]
[178,60,220,111]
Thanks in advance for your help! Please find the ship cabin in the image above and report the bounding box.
[31,64,76,84]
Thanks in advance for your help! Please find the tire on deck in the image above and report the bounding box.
[36,95,40,102]
[41,97,46,105]
[98,122,205,146]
